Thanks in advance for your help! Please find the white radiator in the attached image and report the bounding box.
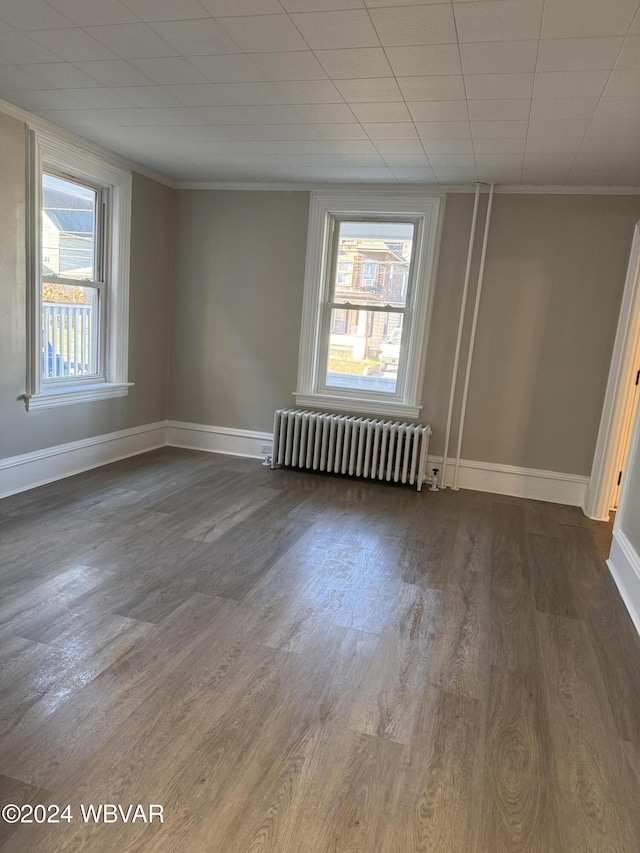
[271,409,431,492]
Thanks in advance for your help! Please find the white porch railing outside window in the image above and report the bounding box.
[42,300,96,378]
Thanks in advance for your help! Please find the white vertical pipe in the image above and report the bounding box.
[452,182,495,490]
[440,182,482,488]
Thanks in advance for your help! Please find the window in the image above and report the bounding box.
[295,192,443,419]
[24,131,132,411]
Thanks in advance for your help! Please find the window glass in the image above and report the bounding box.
[42,173,97,281]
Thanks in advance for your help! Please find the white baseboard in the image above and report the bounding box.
[0,421,166,499]
[428,454,589,507]
[165,420,272,460]
[608,530,640,637]
[0,419,590,511]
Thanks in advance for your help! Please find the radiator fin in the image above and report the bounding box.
[271,409,431,492]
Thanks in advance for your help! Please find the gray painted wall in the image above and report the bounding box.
[0,110,173,459]
[169,188,640,476]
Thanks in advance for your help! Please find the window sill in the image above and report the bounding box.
[24,382,133,412]
[293,392,422,421]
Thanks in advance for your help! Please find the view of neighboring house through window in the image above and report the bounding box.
[325,219,414,395]
[295,192,442,419]
[41,173,101,380]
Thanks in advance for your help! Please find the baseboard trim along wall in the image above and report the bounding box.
[0,421,166,499]
[608,530,640,637]
[0,419,589,508]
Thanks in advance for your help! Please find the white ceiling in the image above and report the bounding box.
[1,0,639,186]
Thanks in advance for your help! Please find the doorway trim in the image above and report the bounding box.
[585,222,640,521]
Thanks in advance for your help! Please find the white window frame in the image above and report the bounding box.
[295,191,444,419]
[24,130,132,412]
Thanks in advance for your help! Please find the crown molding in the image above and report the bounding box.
[0,98,176,189]
[176,180,640,195]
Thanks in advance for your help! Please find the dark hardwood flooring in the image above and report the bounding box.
[1,447,639,852]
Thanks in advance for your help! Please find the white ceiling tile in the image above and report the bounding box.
[281,0,364,9]
[248,51,327,80]
[459,40,538,74]
[84,23,178,58]
[1,89,85,111]
[528,118,592,137]
[149,19,241,55]
[473,137,526,154]
[48,0,137,26]
[471,120,528,138]
[362,122,418,138]
[397,75,466,101]
[196,104,306,122]
[387,167,437,184]
[415,120,471,138]
[542,0,639,38]
[467,99,531,120]
[464,73,534,100]
[290,10,379,48]
[0,0,73,30]
[407,100,469,121]
[420,137,473,154]
[334,77,402,101]
[604,69,640,97]
[475,153,524,181]
[73,60,154,86]
[612,158,640,185]
[328,140,378,155]
[522,153,574,183]
[128,57,209,84]
[369,4,456,46]
[454,1,544,43]
[0,31,70,64]
[101,107,163,125]
[580,136,639,155]
[315,47,391,77]
[167,81,288,105]
[64,87,136,108]
[0,67,40,91]
[219,14,307,51]
[596,97,640,119]
[275,79,344,102]
[374,138,425,155]
[630,11,640,33]
[428,154,477,181]
[534,70,610,99]
[617,35,640,69]
[200,0,284,14]
[110,85,183,106]
[208,123,320,140]
[587,116,640,136]
[123,0,214,21]
[381,154,431,170]
[338,153,385,167]
[35,108,119,129]
[310,123,368,138]
[294,102,357,121]
[385,44,461,76]
[525,137,582,154]
[349,101,410,122]
[530,97,598,120]
[537,37,625,72]
[189,54,266,82]
[29,62,109,89]
[568,154,624,184]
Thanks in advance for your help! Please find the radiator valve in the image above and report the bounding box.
[429,468,440,491]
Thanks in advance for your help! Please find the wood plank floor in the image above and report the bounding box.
[1,447,639,852]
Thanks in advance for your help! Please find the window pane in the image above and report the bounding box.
[326,309,403,394]
[332,220,414,308]
[41,283,99,378]
[42,173,97,280]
